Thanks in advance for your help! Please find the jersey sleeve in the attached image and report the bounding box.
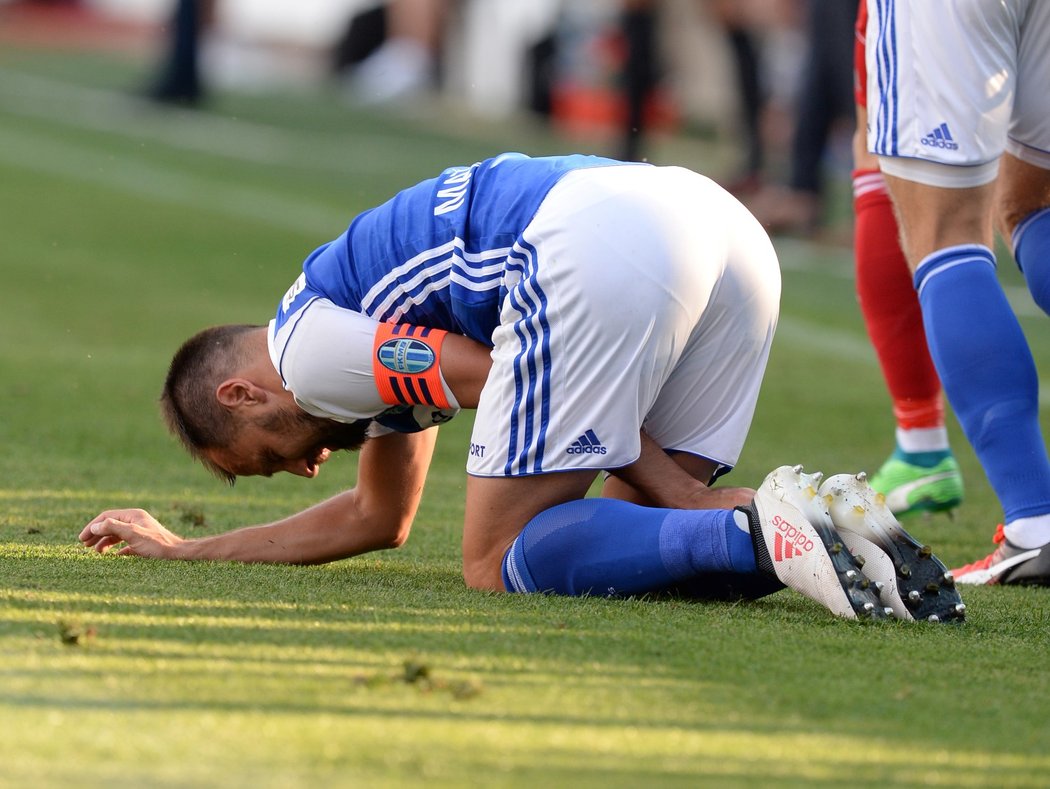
[270,299,389,422]
[268,299,460,431]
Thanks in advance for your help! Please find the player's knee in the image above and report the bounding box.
[999,203,1031,241]
[1003,202,1050,316]
[384,529,410,550]
[462,553,506,592]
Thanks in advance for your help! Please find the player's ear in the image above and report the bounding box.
[215,378,268,409]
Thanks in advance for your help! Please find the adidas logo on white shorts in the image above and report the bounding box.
[920,122,959,151]
[567,429,607,455]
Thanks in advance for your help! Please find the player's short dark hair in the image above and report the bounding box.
[160,324,262,484]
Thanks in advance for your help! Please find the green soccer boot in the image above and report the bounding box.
[869,450,964,518]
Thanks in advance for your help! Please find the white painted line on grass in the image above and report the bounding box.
[0,123,349,236]
[0,67,422,176]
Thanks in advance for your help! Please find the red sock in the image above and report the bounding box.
[853,169,944,430]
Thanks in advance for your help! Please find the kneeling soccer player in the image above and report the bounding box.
[81,153,963,621]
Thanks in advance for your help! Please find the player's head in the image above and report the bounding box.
[161,324,262,482]
[161,324,368,483]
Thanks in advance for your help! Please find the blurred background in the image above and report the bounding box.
[0,0,857,237]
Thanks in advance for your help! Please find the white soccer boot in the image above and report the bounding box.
[819,472,966,623]
[775,465,909,619]
[739,465,888,620]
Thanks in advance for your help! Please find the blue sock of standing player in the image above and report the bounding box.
[1015,207,1050,315]
[501,498,764,597]
[914,243,1050,522]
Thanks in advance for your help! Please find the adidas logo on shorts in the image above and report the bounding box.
[567,429,607,455]
[920,122,959,151]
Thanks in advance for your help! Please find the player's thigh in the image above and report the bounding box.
[882,174,997,266]
[461,470,596,591]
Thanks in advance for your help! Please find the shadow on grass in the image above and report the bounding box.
[4,548,1050,764]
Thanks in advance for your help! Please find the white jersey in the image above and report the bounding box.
[867,0,1050,185]
[269,157,780,479]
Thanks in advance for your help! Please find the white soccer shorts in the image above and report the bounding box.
[866,0,1050,187]
[466,164,781,479]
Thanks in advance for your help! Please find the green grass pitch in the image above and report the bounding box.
[2,49,1050,788]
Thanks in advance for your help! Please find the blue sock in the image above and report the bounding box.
[1013,206,1050,316]
[501,498,759,597]
[914,244,1050,520]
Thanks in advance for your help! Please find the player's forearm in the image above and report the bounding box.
[175,432,436,564]
[175,524,354,565]
[174,490,406,565]
[609,433,755,511]
[611,433,710,508]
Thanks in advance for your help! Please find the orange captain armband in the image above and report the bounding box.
[372,323,453,409]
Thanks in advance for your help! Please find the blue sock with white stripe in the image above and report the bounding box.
[915,244,1050,520]
[501,498,760,597]
[1014,206,1050,316]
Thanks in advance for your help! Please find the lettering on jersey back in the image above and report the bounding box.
[433,166,475,216]
[281,272,307,313]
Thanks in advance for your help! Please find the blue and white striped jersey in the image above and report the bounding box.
[273,152,621,344]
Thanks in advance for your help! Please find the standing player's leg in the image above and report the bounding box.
[951,155,1050,583]
[852,107,962,517]
[850,0,960,516]
[866,0,1050,584]
[883,170,1050,583]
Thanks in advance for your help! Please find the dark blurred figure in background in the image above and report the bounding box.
[148,0,215,105]
[710,0,766,194]
[747,0,856,235]
[620,0,658,162]
[618,0,785,182]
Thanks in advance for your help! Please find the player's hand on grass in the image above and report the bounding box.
[80,509,184,558]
